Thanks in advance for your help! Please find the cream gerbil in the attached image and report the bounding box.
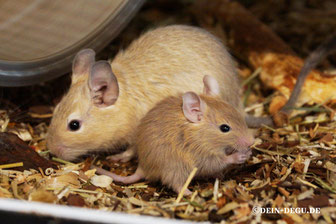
[47,25,241,161]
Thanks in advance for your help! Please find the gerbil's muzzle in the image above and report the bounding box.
[237,137,254,149]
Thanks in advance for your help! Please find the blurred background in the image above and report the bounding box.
[1,1,336,222]
[1,0,335,123]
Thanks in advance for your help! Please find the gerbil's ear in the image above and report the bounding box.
[72,49,96,82]
[89,61,119,107]
[203,75,220,96]
[182,92,205,123]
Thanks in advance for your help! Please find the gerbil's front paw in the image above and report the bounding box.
[231,152,248,164]
[246,149,252,158]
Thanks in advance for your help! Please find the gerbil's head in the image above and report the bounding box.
[182,75,254,155]
[47,49,127,161]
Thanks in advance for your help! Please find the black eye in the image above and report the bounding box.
[68,120,81,131]
[220,124,230,133]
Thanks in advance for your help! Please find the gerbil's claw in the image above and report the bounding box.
[107,148,135,163]
[237,153,248,164]
[246,150,252,158]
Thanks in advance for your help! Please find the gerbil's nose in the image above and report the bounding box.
[47,138,65,159]
[49,144,65,158]
[238,137,254,148]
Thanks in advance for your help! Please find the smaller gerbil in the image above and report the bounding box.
[100,75,254,195]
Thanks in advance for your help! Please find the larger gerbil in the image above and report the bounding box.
[47,25,241,161]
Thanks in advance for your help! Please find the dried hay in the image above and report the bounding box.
[1,0,336,223]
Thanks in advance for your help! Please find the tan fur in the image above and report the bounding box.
[47,25,241,160]
[136,94,254,192]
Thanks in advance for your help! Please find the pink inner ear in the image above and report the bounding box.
[89,61,119,107]
[190,102,200,110]
[182,92,204,123]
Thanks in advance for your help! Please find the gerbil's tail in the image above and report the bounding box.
[246,35,336,128]
[93,165,145,184]
[281,35,336,114]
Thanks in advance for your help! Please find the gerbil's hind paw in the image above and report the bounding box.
[182,188,192,196]
[174,186,192,196]
[176,189,192,196]
[107,148,135,163]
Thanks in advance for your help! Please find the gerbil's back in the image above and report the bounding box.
[112,25,241,108]
[136,95,185,152]
[136,96,192,173]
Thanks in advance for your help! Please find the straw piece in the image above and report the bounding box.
[0,162,23,169]
[297,177,318,189]
[175,167,198,204]
[213,178,219,202]
[241,67,262,87]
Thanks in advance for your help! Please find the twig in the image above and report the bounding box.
[0,162,23,169]
[175,167,198,204]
